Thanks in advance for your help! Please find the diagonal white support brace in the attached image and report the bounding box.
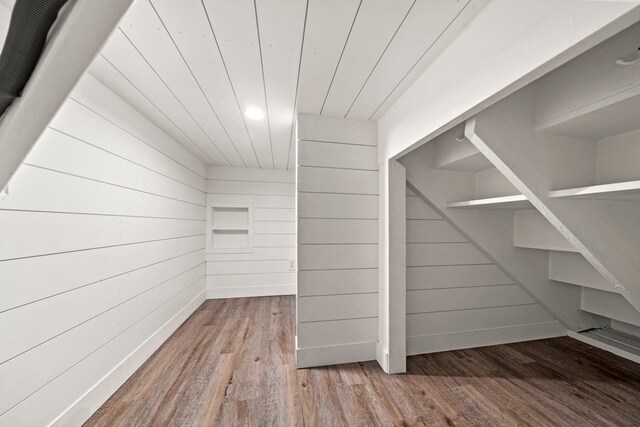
[465,87,640,313]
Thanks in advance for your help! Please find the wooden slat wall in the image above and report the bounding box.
[0,74,207,426]
[296,114,378,368]
[205,167,296,298]
[405,187,565,356]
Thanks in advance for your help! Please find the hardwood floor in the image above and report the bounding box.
[86,296,640,426]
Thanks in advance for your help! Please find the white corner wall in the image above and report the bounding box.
[205,166,296,298]
[0,74,207,426]
[405,186,565,355]
[296,114,379,368]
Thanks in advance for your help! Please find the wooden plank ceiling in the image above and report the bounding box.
[90,0,485,168]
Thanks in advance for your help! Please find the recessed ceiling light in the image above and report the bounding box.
[245,107,264,120]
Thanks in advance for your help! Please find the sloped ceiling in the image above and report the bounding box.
[90,0,486,168]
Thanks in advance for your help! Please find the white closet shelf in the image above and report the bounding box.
[549,180,640,200]
[535,87,640,140]
[212,226,250,231]
[446,194,531,209]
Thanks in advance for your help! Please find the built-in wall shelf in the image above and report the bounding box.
[548,252,616,293]
[534,21,640,141]
[549,180,640,200]
[211,226,250,232]
[535,87,640,141]
[206,203,253,253]
[513,209,578,252]
[446,194,531,209]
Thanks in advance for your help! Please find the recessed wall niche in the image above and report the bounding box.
[206,203,253,253]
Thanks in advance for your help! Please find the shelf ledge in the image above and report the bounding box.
[535,87,640,141]
[446,194,530,209]
[212,227,250,232]
[549,180,640,200]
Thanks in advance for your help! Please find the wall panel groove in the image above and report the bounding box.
[405,185,564,355]
[296,114,378,368]
[0,74,206,425]
[205,167,295,299]
[62,94,206,184]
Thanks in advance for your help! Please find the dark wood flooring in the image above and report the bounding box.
[85,296,640,426]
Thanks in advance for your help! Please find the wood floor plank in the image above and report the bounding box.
[85,296,640,426]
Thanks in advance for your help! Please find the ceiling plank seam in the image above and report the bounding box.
[253,0,274,169]
[200,0,262,169]
[319,0,363,116]
[287,0,310,170]
[116,27,230,166]
[344,0,417,119]
[149,0,247,168]
[367,0,473,120]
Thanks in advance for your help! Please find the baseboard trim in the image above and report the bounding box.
[207,284,295,299]
[407,321,566,356]
[51,288,206,426]
[296,341,376,368]
[569,329,640,364]
[376,342,388,372]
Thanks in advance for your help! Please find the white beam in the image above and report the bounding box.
[377,159,406,374]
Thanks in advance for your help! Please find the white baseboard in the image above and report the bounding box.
[376,341,407,374]
[569,330,640,364]
[207,284,295,299]
[407,321,566,356]
[296,341,376,368]
[51,289,206,426]
[376,342,388,372]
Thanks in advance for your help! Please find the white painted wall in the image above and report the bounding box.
[474,168,519,199]
[205,166,296,298]
[296,114,379,368]
[597,128,640,184]
[0,74,207,426]
[582,289,640,329]
[377,0,640,162]
[405,186,564,355]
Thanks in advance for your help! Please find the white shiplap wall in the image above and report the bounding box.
[205,167,296,298]
[0,74,207,426]
[405,186,565,355]
[296,114,379,368]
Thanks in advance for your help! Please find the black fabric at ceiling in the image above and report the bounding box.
[0,0,68,117]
